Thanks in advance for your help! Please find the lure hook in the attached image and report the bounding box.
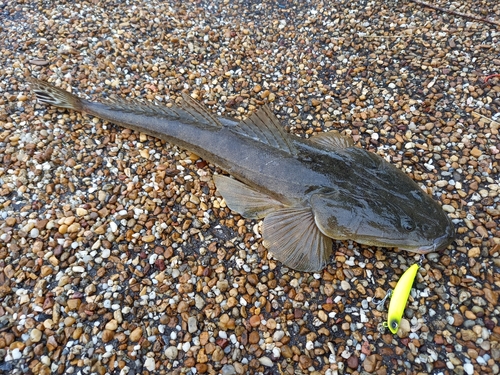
[374,289,392,311]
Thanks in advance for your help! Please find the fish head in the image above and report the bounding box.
[310,148,456,253]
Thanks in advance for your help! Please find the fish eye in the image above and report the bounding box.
[401,217,415,232]
[391,320,398,329]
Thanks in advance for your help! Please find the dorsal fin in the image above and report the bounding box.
[309,131,354,150]
[232,106,297,155]
[103,93,222,128]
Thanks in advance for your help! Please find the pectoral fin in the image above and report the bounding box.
[213,175,286,219]
[262,207,332,272]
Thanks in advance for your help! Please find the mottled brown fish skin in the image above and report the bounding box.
[27,77,455,272]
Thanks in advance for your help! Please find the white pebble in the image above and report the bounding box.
[463,363,474,375]
[149,253,158,265]
[442,205,455,213]
[11,348,22,360]
[272,347,281,358]
[341,280,351,290]
[109,221,118,232]
[195,294,205,309]
[476,357,486,366]
[144,357,155,371]
[165,346,178,359]
[258,356,273,367]
[273,330,284,342]
[41,355,50,366]
[187,316,198,333]
[29,228,39,238]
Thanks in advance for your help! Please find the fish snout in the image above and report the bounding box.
[433,220,456,252]
[410,219,455,254]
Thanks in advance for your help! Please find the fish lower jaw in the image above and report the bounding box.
[398,245,435,254]
[398,238,454,254]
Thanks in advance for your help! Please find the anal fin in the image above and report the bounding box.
[262,206,332,272]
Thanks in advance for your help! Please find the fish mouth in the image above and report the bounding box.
[403,222,456,254]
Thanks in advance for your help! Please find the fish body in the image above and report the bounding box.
[385,263,420,334]
[27,77,455,271]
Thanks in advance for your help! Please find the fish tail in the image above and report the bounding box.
[26,77,84,111]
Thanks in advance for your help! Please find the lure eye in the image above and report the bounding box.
[401,217,415,232]
[390,320,398,330]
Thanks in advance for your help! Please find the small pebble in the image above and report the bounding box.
[165,346,178,360]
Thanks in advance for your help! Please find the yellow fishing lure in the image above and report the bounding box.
[383,263,420,334]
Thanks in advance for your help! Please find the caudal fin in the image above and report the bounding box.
[26,77,83,111]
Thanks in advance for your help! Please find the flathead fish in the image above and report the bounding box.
[27,77,455,272]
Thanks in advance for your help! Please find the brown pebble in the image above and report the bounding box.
[311,98,321,107]
[64,317,76,327]
[299,354,312,369]
[66,299,81,310]
[129,327,143,342]
[379,347,394,355]
[212,346,224,361]
[72,327,83,340]
[249,331,260,344]
[434,335,444,345]
[249,315,261,327]
[184,357,195,367]
[464,310,477,320]
[3,265,14,278]
[347,355,359,369]
[484,288,499,305]
[470,147,482,158]
[46,336,58,351]
[197,348,208,363]
[247,273,259,286]
[363,354,382,373]
[105,319,118,331]
[142,235,155,243]
[195,364,208,374]
[461,329,478,341]
[5,217,16,226]
[199,332,209,346]
[281,345,293,359]
[102,330,115,343]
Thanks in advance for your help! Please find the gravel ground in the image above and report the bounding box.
[1,0,500,374]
